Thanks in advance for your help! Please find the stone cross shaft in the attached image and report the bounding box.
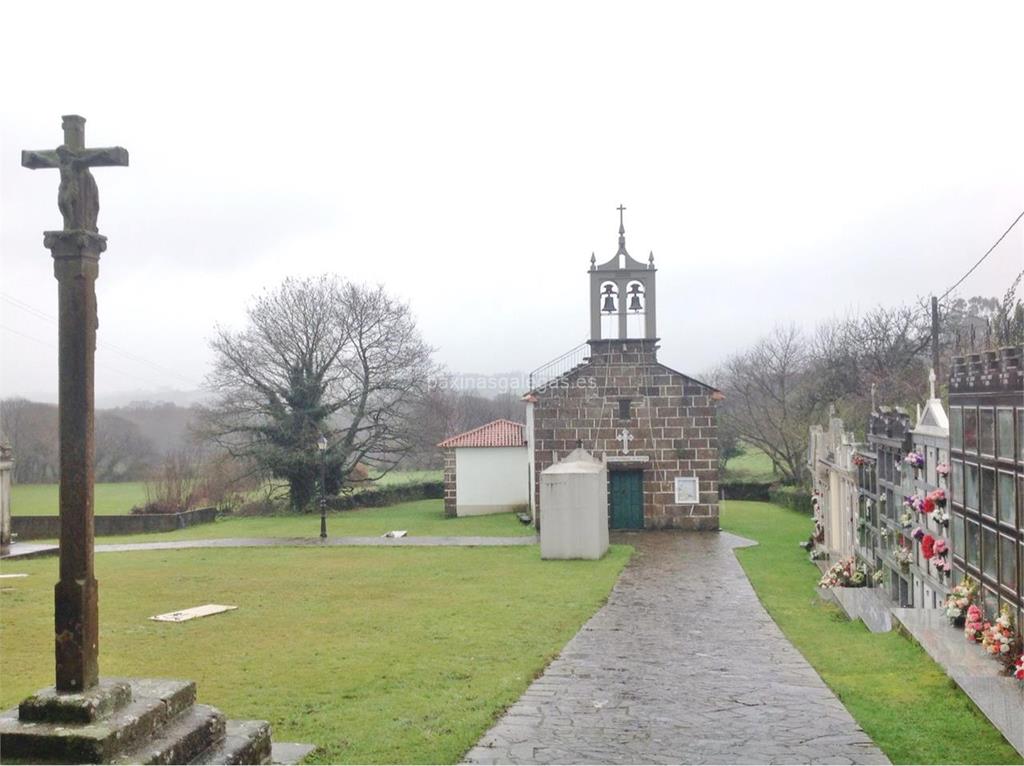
[22,115,128,694]
[616,428,633,455]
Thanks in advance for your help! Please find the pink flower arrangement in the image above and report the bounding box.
[964,605,988,643]
[933,539,948,556]
[904,451,925,468]
[1015,654,1024,682]
[944,578,977,624]
[981,607,1016,657]
[817,556,868,588]
[936,462,950,477]
[927,488,947,508]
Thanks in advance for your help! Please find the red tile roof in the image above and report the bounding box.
[437,419,526,448]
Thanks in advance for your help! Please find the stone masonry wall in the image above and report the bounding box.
[531,340,719,530]
[443,448,457,518]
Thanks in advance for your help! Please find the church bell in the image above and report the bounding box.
[627,284,643,312]
[601,285,616,313]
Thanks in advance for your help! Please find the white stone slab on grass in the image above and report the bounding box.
[0,573,29,579]
[150,604,238,623]
[383,530,407,538]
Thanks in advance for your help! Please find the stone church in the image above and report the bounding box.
[525,209,722,530]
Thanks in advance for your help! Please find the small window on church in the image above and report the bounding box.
[618,399,631,420]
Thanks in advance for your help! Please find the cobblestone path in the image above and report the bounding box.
[464,532,888,765]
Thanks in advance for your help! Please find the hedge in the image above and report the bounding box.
[719,481,772,501]
[324,479,444,511]
[768,485,814,515]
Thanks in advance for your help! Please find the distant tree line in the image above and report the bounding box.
[0,399,197,484]
[712,273,1024,485]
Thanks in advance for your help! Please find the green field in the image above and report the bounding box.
[10,481,148,516]
[0,544,629,764]
[24,499,532,544]
[721,500,1021,765]
[722,442,776,482]
[9,471,443,517]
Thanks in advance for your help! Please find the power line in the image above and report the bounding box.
[938,208,1024,303]
[0,292,199,387]
[0,323,178,389]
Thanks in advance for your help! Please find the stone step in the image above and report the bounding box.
[0,679,196,763]
[111,704,225,765]
[190,720,273,765]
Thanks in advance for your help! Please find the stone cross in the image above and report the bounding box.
[22,115,128,233]
[928,368,936,400]
[616,428,633,455]
[22,115,128,693]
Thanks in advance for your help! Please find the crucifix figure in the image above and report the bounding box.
[616,428,633,455]
[22,116,128,693]
[22,115,129,232]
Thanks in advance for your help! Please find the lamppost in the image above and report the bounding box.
[317,434,328,539]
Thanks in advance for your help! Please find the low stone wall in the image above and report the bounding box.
[12,507,218,541]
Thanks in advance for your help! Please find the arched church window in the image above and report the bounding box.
[600,282,619,339]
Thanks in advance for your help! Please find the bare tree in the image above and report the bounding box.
[717,326,822,483]
[197,276,434,510]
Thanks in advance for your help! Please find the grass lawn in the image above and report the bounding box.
[9,471,443,518]
[0,545,631,764]
[722,442,776,482]
[10,481,148,516]
[30,499,532,544]
[721,500,1022,765]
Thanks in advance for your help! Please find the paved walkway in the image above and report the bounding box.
[1,535,536,560]
[464,532,888,765]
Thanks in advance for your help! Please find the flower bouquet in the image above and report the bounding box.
[981,607,1021,674]
[964,604,988,643]
[920,534,935,560]
[904,451,925,468]
[943,577,977,626]
[927,488,947,508]
[911,527,925,542]
[818,556,868,588]
[894,544,913,571]
[936,462,950,477]
[899,511,914,528]
[852,454,868,467]
[1015,653,1024,682]
[931,507,949,527]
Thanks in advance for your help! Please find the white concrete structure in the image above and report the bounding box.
[539,448,609,560]
[439,419,529,518]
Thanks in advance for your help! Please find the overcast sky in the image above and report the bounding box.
[1,1,1022,403]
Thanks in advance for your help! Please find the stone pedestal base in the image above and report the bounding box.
[0,678,275,764]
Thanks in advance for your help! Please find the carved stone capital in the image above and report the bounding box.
[43,229,107,257]
[44,230,105,281]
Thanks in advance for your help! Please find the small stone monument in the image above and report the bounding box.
[0,116,282,764]
[539,447,609,560]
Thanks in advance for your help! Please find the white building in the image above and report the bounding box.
[439,419,529,517]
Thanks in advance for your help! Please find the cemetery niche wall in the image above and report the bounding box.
[948,346,1023,630]
[809,369,954,613]
[525,208,722,531]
